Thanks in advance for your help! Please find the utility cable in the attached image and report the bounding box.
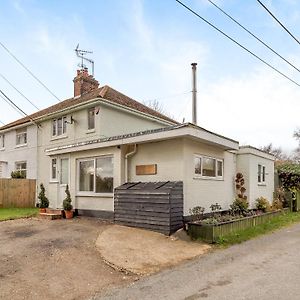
[0,73,39,110]
[175,0,300,88]
[208,0,300,74]
[256,0,300,46]
[0,120,4,125]
[0,41,61,102]
[0,90,37,127]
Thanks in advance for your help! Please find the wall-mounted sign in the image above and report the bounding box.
[136,164,157,175]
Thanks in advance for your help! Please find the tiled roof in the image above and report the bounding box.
[0,85,178,130]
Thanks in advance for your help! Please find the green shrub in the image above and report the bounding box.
[63,185,73,211]
[189,206,205,221]
[255,197,271,212]
[230,197,249,215]
[38,183,49,209]
[11,170,26,179]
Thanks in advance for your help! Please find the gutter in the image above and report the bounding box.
[125,144,137,182]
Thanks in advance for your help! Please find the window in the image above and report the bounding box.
[52,116,67,137]
[194,155,223,179]
[60,158,69,184]
[258,164,266,184]
[0,134,4,148]
[78,156,113,194]
[15,161,27,178]
[51,158,57,180]
[16,128,27,145]
[88,107,95,130]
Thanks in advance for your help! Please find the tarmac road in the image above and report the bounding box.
[95,222,300,300]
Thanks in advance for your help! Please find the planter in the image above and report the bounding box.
[64,210,73,219]
[188,210,285,243]
[39,208,46,213]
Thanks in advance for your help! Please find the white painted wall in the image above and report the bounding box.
[0,124,37,179]
[237,151,274,207]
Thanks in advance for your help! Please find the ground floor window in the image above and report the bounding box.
[258,164,266,184]
[15,161,27,178]
[194,155,223,179]
[78,156,113,194]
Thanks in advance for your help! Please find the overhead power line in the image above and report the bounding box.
[175,0,300,88]
[0,120,4,125]
[0,41,61,102]
[208,0,300,74]
[0,89,29,117]
[256,0,300,46]
[0,73,39,110]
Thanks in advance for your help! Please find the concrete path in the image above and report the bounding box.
[96,225,210,275]
[94,222,300,300]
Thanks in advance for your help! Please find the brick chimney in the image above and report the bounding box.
[73,68,99,97]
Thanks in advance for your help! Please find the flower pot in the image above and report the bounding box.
[64,210,73,219]
[39,208,46,213]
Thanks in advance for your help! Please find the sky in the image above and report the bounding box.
[1,0,300,152]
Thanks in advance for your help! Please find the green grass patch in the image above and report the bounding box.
[215,211,300,247]
[0,208,38,221]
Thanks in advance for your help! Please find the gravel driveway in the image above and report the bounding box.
[0,217,135,300]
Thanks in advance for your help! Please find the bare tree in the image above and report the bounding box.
[260,143,288,161]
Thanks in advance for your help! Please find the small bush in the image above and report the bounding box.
[255,197,271,212]
[189,206,205,221]
[38,183,49,209]
[63,185,73,211]
[230,198,249,215]
[272,198,283,210]
[11,170,26,179]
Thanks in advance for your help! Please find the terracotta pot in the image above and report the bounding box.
[39,208,46,213]
[64,210,73,219]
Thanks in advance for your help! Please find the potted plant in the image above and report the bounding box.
[63,185,73,219]
[38,183,49,213]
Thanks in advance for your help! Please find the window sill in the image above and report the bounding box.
[15,143,27,148]
[86,129,95,134]
[193,176,224,181]
[51,135,68,141]
[76,192,113,198]
[49,180,59,184]
[258,183,267,186]
[0,147,5,151]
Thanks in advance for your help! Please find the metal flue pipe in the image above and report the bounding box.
[191,63,197,125]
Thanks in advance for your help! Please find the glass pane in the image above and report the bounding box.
[57,118,62,135]
[258,164,261,182]
[60,159,69,184]
[63,117,67,134]
[217,160,223,177]
[202,157,216,177]
[51,159,57,179]
[262,166,265,182]
[88,108,95,130]
[52,120,56,136]
[194,157,201,175]
[96,157,113,193]
[79,160,94,191]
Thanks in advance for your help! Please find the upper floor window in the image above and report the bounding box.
[258,164,266,184]
[0,134,4,148]
[52,116,67,136]
[16,128,27,145]
[194,155,223,179]
[88,107,95,130]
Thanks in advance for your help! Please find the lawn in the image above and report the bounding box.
[216,211,300,246]
[0,208,38,221]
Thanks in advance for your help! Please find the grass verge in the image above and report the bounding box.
[215,211,300,247]
[0,208,38,221]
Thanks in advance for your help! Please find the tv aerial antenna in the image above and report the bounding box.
[75,44,94,76]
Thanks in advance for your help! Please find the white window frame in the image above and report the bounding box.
[15,161,27,178]
[258,164,266,184]
[194,154,223,180]
[77,155,114,197]
[87,107,95,130]
[0,134,4,149]
[50,158,58,182]
[16,128,27,146]
[52,116,67,137]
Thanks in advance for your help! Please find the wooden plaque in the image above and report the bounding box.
[136,164,157,175]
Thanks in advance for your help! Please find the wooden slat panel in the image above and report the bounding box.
[136,164,157,175]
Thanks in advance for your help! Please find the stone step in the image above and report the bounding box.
[46,208,64,215]
[39,213,62,220]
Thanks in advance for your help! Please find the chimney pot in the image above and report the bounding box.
[73,69,99,97]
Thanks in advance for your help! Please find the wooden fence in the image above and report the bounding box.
[0,179,36,208]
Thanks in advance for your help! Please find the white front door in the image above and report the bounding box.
[57,158,69,209]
